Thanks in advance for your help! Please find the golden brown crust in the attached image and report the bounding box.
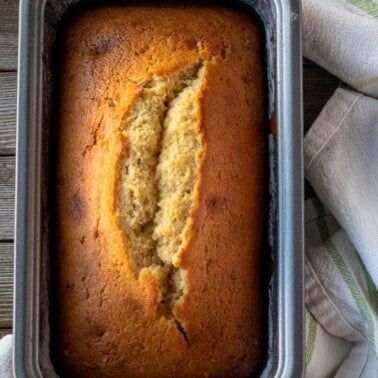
[55,6,266,377]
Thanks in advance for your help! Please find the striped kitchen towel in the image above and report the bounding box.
[305,198,378,377]
[304,88,378,376]
[303,0,378,375]
[303,0,378,97]
[304,88,378,378]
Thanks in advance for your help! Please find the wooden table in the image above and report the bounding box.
[0,0,340,338]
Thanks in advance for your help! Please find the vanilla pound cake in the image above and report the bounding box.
[54,6,266,377]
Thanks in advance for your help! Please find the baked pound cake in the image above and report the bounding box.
[55,6,266,377]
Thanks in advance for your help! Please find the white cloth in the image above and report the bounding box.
[303,0,378,97]
[303,0,378,376]
[0,335,13,378]
[305,89,378,286]
[305,196,378,377]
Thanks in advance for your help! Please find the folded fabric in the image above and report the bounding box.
[303,0,378,375]
[305,88,378,287]
[305,198,378,377]
[304,61,378,377]
[303,0,378,97]
[0,335,13,378]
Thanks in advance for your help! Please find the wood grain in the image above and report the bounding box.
[304,67,340,133]
[0,72,17,155]
[0,156,15,240]
[0,328,12,338]
[0,243,13,328]
[0,0,18,71]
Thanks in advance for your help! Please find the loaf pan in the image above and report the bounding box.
[14,0,304,376]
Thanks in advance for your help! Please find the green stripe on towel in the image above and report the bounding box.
[346,0,378,17]
[354,250,378,314]
[313,198,376,350]
[305,313,317,365]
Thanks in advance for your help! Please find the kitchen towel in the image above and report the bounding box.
[303,0,378,376]
[0,335,13,378]
[305,194,378,377]
[303,0,378,97]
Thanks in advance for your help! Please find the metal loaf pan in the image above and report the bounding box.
[14,0,304,376]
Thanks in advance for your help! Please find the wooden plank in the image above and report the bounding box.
[0,0,18,71]
[303,66,339,198]
[0,328,12,338]
[0,156,15,240]
[303,66,340,133]
[0,72,17,155]
[0,243,13,328]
